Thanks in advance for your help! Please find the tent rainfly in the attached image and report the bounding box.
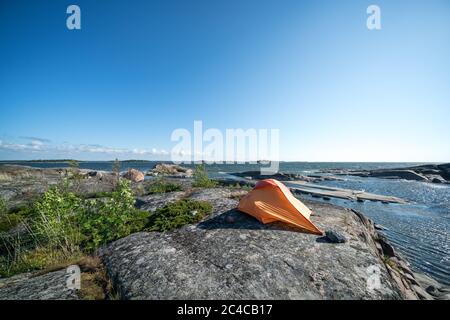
[238,179,323,235]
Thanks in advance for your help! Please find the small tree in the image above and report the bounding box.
[112,158,121,176]
[33,187,82,254]
[78,180,148,251]
[112,158,121,188]
[192,165,217,188]
[67,160,80,170]
[67,160,82,192]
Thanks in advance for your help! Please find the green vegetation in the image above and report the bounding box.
[112,158,121,176]
[134,183,146,196]
[0,176,214,278]
[146,199,213,232]
[221,182,253,191]
[0,247,84,277]
[77,256,118,300]
[192,165,217,188]
[0,186,85,276]
[0,180,149,276]
[78,180,149,251]
[0,213,23,233]
[147,178,183,194]
[33,187,82,254]
[0,197,6,214]
[84,191,114,199]
[112,158,121,187]
[0,199,33,233]
[67,159,80,169]
[66,160,85,190]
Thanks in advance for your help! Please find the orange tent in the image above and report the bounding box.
[238,179,323,235]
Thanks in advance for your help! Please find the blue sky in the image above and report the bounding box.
[0,0,449,161]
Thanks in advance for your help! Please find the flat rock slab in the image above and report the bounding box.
[319,163,450,184]
[99,190,402,300]
[0,165,117,209]
[0,269,78,300]
[286,181,407,204]
[136,192,186,212]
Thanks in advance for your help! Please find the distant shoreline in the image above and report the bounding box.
[0,160,442,164]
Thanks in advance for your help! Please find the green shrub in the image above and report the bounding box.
[0,179,151,277]
[0,198,22,233]
[0,213,23,233]
[147,178,183,194]
[112,158,121,176]
[112,158,121,188]
[7,205,35,217]
[67,159,80,169]
[66,160,84,183]
[33,187,82,254]
[192,165,217,188]
[146,199,213,232]
[219,182,253,191]
[78,179,149,251]
[84,191,114,199]
[0,205,36,233]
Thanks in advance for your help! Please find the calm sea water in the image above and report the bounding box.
[3,161,449,285]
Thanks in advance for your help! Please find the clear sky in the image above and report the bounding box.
[0,0,449,162]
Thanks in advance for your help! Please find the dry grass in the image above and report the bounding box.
[227,190,249,201]
[31,255,119,300]
[77,256,119,300]
[0,173,13,182]
[30,250,85,277]
[383,256,401,273]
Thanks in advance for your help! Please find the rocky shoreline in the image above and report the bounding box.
[319,163,450,184]
[0,164,448,300]
[226,171,407,204]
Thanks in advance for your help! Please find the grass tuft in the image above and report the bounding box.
[0,246,83,277]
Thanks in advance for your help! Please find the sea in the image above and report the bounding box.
[3,161,449,285]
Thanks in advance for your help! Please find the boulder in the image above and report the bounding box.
[231,171,317,182]
[378,235,396,257]
[322,163,450,184]
[430,176,445,184]
[86,171,103,179]
[122,169,145,183]
[374,224,388,231]
[150,164,193,178]
[99,192,402,300]
[135,191,185,212]
[412,285,434,300]
[0,269,78,300]
[325,230,347,243]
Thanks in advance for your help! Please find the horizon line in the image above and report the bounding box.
[0,159,447,164]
